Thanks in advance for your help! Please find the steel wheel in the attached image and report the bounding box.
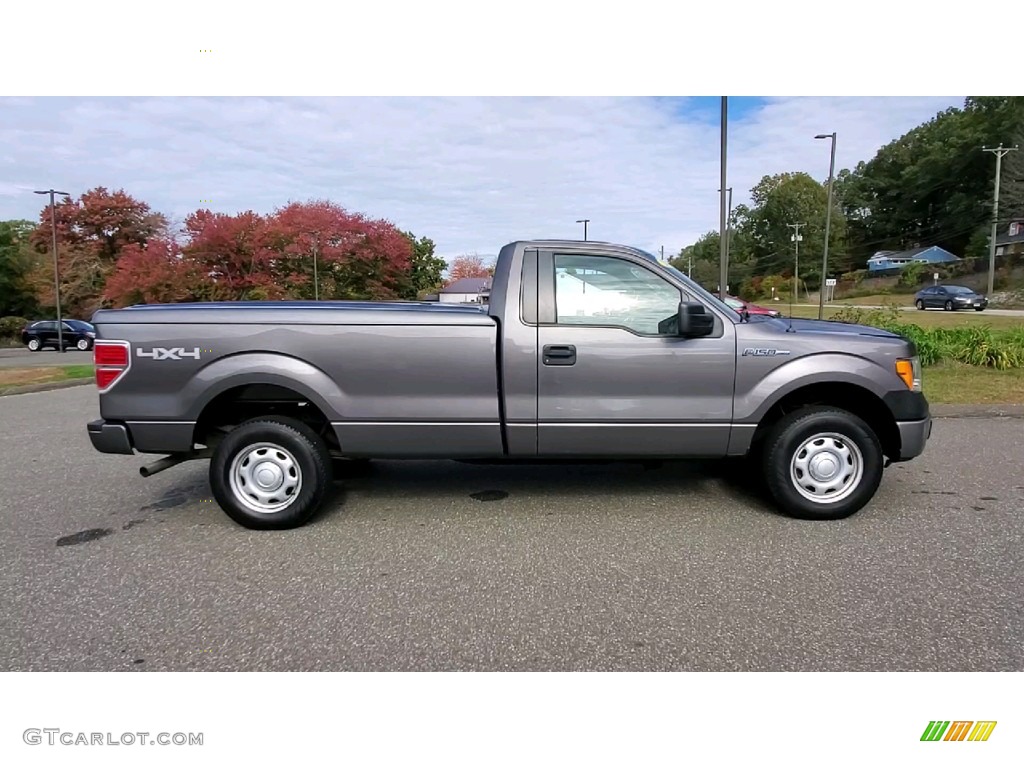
[789,432,864,504]
[228,442,303,514]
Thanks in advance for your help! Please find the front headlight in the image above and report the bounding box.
[896,356,922,392]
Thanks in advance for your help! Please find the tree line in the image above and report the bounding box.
[671,96,1024,299]
[0,190,458,319]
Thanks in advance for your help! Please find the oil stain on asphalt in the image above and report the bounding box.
[56,528,113,547]
[470,490,509,502]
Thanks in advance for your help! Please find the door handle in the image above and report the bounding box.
[543,344,576,366]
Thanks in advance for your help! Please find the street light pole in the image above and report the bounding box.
[719,97,728,301]
[788,223,804,319]
[576,219,590,241]
[34,189,70,353]
[718,186,733,289]
[815,132,837,320]
[312,231,320,301]
[982,144,1019,297]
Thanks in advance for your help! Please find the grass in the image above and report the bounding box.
[786,304,1024,330]
[922,361,1024,404]
[0,365,94,394]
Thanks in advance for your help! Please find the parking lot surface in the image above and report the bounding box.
[1,386,1021,671]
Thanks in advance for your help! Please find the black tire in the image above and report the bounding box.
[761,406,884,521]
[944,300,954,311]
[915,299,924,310]
[26,338,41,352]
[974,307,984,312]
[75,337,91,351]
[209,416,333,530]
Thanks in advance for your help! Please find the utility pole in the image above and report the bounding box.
[576,219,590,241]
[788,223,804,318]
[983,144,1019,297]
[719,97,728,300]
[33,189,69,353]
[815,132,837,320]
[660,245,664,263]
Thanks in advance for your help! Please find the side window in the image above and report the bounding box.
[553,254,682,335]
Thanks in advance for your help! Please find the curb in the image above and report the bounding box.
[0,378,93,397]
[930,403,1024,419]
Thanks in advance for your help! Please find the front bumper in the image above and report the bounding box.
[87,419,134,455]
[882,389,932,461]
[895,416,932,461]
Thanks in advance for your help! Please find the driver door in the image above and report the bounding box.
[536,250,737,457]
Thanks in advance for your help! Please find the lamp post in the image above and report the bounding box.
[33,189,69,353]
[815,132,837,320]
[719,97,728,301]
[576,219,590,241]
[718,186,733,289]
[312,231,320,300]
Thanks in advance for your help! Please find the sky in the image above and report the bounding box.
[0,96,962,262]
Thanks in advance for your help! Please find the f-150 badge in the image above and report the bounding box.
[136,347,202,360]
[742,348,791,357]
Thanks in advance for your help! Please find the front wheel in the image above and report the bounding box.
[761,406,884,520]
[26,338,41,351]
[210,416,334,529]
[944,300,954,311]
[76,338,91,351]
[915,300,925,310]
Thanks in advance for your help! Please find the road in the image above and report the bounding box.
[796,303,1024,317]
[1,386,1021,672]
[0,347,94,368]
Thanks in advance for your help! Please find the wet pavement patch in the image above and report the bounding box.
[140,494,188,512]
[470,490,509,502]
[122,519,146,531]
[56,528,113,547]
[980,496,998,501]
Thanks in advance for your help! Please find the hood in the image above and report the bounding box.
[774,317,902,339]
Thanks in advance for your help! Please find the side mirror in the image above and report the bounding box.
[677,301,715,338]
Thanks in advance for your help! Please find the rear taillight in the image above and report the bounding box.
[94,340,131,392]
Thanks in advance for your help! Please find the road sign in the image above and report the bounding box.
[825,278,837,287]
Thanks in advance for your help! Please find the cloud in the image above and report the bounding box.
[0,96,960,259]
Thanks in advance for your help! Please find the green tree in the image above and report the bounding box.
[0,220,40,316]
[743,172,848,282]
[403,232,446,298]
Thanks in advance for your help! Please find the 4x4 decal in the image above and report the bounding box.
[136,347,202,360]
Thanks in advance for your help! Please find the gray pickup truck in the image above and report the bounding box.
[87,240,931,529]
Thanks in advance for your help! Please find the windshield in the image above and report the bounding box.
[67,320,94,330]
[946,286,974,295]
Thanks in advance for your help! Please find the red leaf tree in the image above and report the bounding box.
[30,187,168,316]
[446,254,492,285]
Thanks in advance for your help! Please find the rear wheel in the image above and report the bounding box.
[975,306,984,312]
[210,416,333,529]
[761,406,884,520]
[944,300,954,311]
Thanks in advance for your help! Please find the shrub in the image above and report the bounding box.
[0,316,29,339]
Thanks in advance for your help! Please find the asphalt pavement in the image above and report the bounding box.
[1,386,1021,672]
[0,347,94,368]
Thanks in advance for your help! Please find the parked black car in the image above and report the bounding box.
[21,319,97,351]
[913,285,988,311]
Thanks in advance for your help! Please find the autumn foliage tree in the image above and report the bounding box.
[102,200,416,306]
[446,254,493,284]
[28,187,168,316]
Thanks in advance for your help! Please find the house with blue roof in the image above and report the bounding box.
[866,245,960,274]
